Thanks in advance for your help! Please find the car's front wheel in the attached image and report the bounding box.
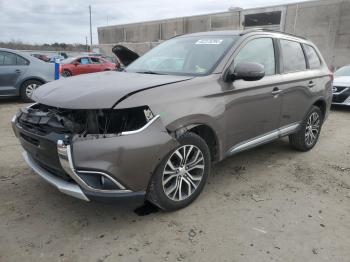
[289,106,323,151]
[20,80,43,102]
[147,132,211,211]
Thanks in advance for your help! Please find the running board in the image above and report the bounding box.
[227,123,300,156]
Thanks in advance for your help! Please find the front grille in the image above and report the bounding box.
[18,118,49,136]
[20,133,40,146]
[333,86,348,93]
[332,94,349,103]
[18,118,53,136]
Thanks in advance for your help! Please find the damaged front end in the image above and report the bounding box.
[12,103,178,202]
[16,103,155,136]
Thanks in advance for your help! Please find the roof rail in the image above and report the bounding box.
[239,28,308,40]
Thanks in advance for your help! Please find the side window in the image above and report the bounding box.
[280,40,306,73]
[0,51,17,65]
[16,55,29,65]
[303,44,321,69]
[0,52,5,65]
[90,57,101,64]
[233,38,275,76]
[78,57,90,65]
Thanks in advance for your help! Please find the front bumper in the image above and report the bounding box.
[12,111,178,202]
[22,151,89,201]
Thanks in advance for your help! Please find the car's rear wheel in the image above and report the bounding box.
[147,132,211,211]
[20,80,43,102]
[62,70,72,77]
[289,106,323,151]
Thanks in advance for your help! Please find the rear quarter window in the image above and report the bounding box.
[16,55,29,65]
[303,44,321,69]
[280,39,306,73]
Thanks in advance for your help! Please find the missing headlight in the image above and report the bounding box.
[85,106,153,135]
[17,104,155,136]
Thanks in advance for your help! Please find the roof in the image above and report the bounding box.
[177,28,309,42]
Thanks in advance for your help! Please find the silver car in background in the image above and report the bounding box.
[332,65,350,106]
[0,48,55,102]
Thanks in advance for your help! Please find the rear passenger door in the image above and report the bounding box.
[90,57,104,72]
[277,39,319,127]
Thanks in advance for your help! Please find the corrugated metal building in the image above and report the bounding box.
[98,0,350,67]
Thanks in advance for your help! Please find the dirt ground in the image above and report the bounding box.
[0,100,349,262]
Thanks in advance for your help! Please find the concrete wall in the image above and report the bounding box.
[98,11,242,57]
[98,0,350,67]
[284,0,350,67]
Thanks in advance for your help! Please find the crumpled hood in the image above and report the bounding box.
[333,76,350,87]
[33,71,193,109]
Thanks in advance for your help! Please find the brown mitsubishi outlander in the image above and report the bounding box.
[12,29,333,211]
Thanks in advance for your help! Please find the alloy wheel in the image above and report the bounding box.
[162,145,205,201]
[25,83,39,98]
[305,112,320,146]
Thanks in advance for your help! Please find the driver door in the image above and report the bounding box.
[222,37,283,154]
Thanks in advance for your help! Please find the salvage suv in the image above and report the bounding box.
[12,29,332,211]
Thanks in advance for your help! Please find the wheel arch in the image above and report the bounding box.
[19,77,46,89]
[171,123,221,162]
[62,68,73,75]
[312,98,327,119]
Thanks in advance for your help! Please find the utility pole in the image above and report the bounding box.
[85,36,88,52]
[89,5,92,51]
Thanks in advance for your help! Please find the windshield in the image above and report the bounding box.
[335,66,350,77]
[126,35,238,76]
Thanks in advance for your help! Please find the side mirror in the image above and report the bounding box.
[225,62,265,82]
[73,61,80,66]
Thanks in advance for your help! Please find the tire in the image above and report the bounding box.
[61,70,72,77]
[289,106,323,151]
[147,132,211,211]
[20,80,43,102]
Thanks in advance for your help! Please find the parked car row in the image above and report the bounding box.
[0,48,119,101]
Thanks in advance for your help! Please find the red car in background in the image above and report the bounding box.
[60,56,118,77]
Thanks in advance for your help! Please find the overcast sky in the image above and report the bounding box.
[0,0,309,44]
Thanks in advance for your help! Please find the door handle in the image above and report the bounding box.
[15,69,21,74]
[308,81,316,88]
[271,87,282,95]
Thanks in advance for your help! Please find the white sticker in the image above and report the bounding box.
[195,39,223,45]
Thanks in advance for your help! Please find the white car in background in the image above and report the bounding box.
[332,65,350,106]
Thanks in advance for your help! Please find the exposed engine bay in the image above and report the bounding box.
[17,103,154,136]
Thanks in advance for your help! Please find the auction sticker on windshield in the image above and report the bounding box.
[195,39,223,45]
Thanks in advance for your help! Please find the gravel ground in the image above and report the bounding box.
[0,100,350,262]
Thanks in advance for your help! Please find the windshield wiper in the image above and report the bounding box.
[136,71,166,75]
